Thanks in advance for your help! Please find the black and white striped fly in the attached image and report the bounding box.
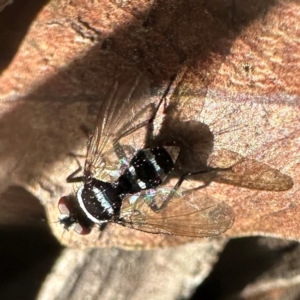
[58,72,234,237]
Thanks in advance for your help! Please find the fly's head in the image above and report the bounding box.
[58,195,93,235]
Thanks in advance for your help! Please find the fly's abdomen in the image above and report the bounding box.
[117,146,180,193]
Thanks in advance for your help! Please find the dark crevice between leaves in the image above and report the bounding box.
[0,186,63,300]
[190,236,299,300]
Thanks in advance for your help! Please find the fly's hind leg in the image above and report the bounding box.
[149,166,231,212]
[173,166,232,191]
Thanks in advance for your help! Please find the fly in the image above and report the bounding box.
[58,72,235,237]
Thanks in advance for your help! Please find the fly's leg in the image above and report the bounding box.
[67,173,85,183]
[113,75,176,145]
[173,167,232,191]
[65,125,93,182]
[149,167,231,212]
[66,154,85,183]
[112,141,130,171]
[148,188,181,212]
[112,75,176,167]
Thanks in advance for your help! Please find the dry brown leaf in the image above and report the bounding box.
[0,0,298,251]
[0,1,300,300]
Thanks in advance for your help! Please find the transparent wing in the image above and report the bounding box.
[85,71,155,180]
[206,150,294,191]
[118,188,235,237]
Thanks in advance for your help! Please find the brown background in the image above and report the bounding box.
[0,0,299,299]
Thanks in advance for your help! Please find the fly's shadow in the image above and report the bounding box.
[146,71,293,192]
[148,106,293,192]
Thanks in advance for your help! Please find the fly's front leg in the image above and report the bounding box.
[66,154,85,183]
[67,172,85,183]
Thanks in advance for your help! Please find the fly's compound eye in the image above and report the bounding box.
[58,196,93,235]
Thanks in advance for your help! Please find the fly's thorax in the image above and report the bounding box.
[77,179,123,224]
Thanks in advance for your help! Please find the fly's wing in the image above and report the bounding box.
[207,150,294,191]
[118,188,234,237]
[85,72,155,180]
[213,161,293,191]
